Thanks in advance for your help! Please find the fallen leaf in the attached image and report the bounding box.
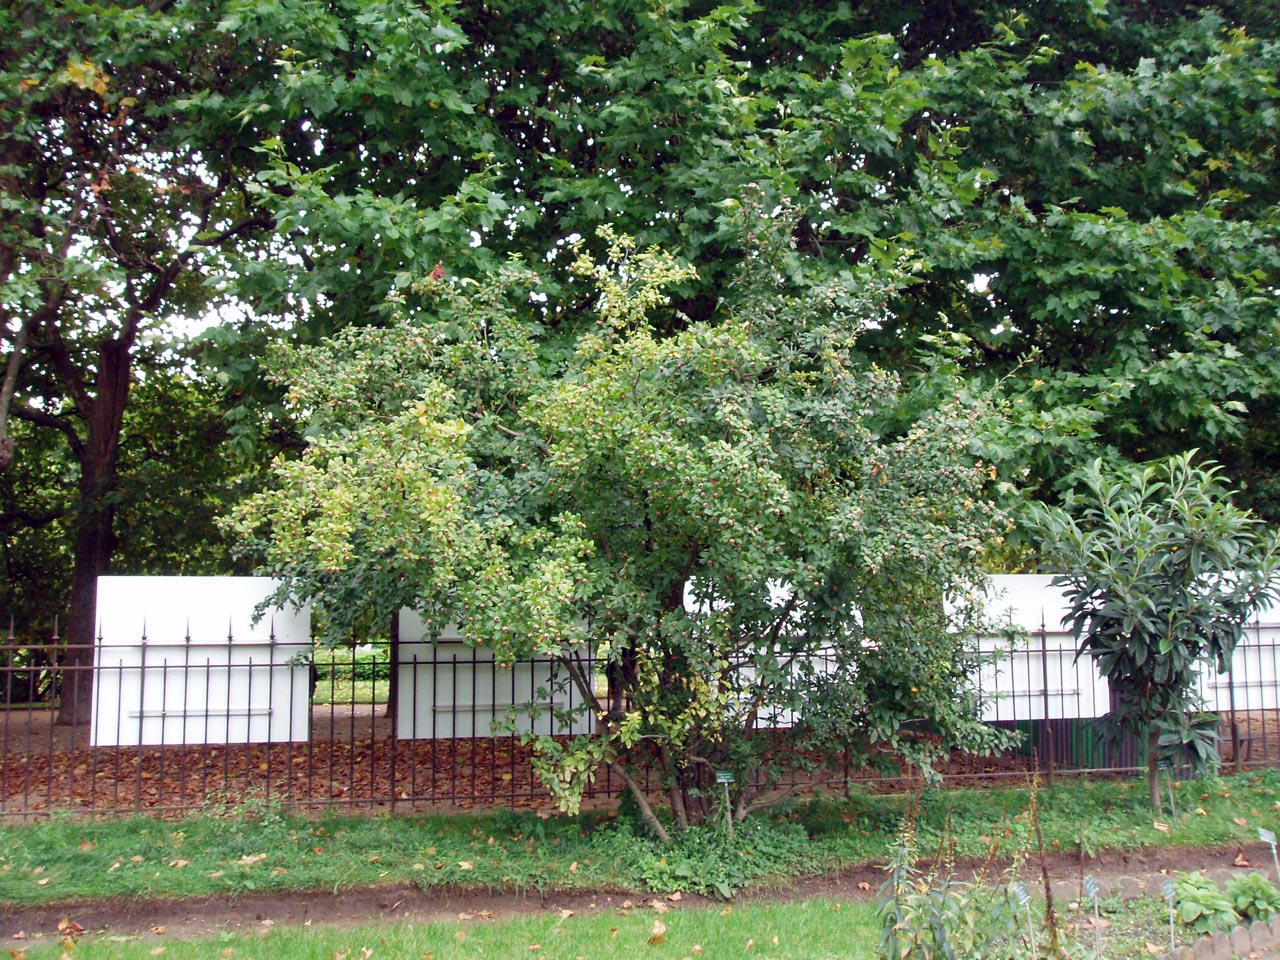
[648,919,667,946]
[1144,943,1163,954]
[56,919,85,937]
[151,926,165,935]
[651,901,669,914]
[1235,817,1249,827]
[36,879,49,887]
[108,861,121,873]
[692,947,703,956]
[457,861,474,871]
[150,949,165,957]
[1152,821,1169,833]
[1194,807,1207,816]
[857,882,872,891]
[772,936,779,946]
[458,913,475,922]
[528,945,541,952]
[168,859,190,869]
[235,854,267,868]
[360,948,372,960]
[131,856,144,863]
[719,906,732,916]
[746,938,755,950]
[558,910,575,919]
[12,932,26,940]
[569,862,578,875]
[1235,852,1252,867]
[78,840,95,852]
[207,871,224,879]
[621,901,634,910]
[667,892,682,902]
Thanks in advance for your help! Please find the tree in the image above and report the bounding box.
[230,215,1012,836]
[0,1,287,719]
[228,0,1280,513]
[1030,453,1279,811]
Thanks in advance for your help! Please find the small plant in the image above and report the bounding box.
[1175,872,1238,934]
[606,819,809,899]
[877,811,1036,959]
[1225,872,1280,922]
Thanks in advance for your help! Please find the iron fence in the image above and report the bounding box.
[3,617,1280,818]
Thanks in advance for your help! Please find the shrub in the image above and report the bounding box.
[1225,872,1280,922]
[1175,872,1238,934]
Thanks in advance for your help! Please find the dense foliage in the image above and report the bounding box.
[231,217,1012,833]
[1031,454,1280,810]
[3,0,1278,744]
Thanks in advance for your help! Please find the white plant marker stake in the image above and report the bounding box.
[1260,827,1279,883]
[1082,874,1102,958]
[1012,881,1038,960]
[716,770,734,839]
[1162,878,1177,954]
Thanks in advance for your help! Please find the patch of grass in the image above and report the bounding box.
[3,771,1280,908]
[13,899,882,960]
[311,679,389,705]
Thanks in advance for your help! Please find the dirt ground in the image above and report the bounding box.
[2,843,1274,944]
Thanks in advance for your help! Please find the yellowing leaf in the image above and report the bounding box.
[648,919,667,946]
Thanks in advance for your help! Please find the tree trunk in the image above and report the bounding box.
[1147,727,1161,814]
[56,339,133,726]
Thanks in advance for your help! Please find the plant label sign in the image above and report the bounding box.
[1082,875,1100,899]
[715,770,735,785]
[1261,828,1280,882]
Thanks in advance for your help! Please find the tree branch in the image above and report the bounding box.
[10,403,85,455]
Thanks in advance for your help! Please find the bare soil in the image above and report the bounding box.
[2,843,1273,943]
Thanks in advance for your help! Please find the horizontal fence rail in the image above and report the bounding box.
[4,616,1280,818]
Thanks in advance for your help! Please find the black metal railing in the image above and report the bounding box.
[3,617,1279,817]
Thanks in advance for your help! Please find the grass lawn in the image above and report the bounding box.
[10,900,883,960]
[4,770,1280,957]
